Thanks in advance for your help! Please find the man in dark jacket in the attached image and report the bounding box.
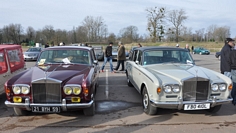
[220,38,235,77]
[114,42,126,71]
[101,42,114,73]
[229,41,236,105]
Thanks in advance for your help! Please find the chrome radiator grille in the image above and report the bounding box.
[32,83,61,103]
[182,78,209,101]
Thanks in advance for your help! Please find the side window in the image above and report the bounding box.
[137,51,142,64]
[132,50,138,61]
[7,48,24,73]
[91,49,96,63]
[0,51,8,74]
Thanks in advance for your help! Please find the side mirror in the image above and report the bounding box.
[93,60,98,65]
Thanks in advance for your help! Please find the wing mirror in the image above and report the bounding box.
[93,60,98,65]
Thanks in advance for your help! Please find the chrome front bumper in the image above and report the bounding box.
[150,96,233,110]
[5,98,93,111]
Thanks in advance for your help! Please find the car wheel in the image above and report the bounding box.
[200,52,202,55]
[207,105,222,113]
[142,86,157,115]
[126,72,133,87]
[193,52,195,54]
[218,56,221,60]
[14,107,29,116]
[83,100,95,116]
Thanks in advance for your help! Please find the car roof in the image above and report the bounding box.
[0,44,22,50]
[43,46,93,51]
[135,46,189,51]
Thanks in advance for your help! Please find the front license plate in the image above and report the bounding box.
[32,106,60,113]
[184,103,210,110]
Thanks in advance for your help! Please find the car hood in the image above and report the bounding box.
[7,64,91,85]
[24,51,40,54]
[145,64,224,84]
[112,51,118,55]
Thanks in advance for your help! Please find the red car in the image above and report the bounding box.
[5,46,100,116]
[0,44,26,94]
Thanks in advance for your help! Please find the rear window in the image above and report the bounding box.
[0,51,8,74]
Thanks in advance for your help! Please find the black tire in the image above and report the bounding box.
[13,107,29,116]
[207,105,222,113]
[127,75,133,87]
[83,101,95,116]
[142,87,157,115]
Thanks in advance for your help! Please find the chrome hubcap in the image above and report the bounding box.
[143,94,148,109]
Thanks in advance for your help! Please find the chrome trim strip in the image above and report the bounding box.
[5,98,93,111]
[150,98,233,109]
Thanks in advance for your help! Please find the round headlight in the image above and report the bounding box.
[211,84,218,91]
[64,87,72,95]
[73,86,81,95]
[164,85,172,93]
[21,86,30,94]
[219,84,226,91]
[172,85,180,93]
[13,86,21,94]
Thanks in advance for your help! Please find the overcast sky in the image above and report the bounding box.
[1,0,235,37]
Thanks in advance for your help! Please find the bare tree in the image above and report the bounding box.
[107,33,116,43]
[6,24,24,44]
[206,25,217,41]
[81,16,107,42]
[119,25,139,43]
[146,7,165,42]
[195,28,205,42]
[214,26,230,42]
[167,9,187,42]
[26,26,35,42]
[76,26,88,43]
[42,25,55,44]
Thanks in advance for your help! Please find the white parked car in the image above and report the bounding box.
[126,46,232,115]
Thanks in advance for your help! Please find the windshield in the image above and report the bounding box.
[37,49,91,65]
[27,47,41,52]
[143,50,194,65]
[112,47,118,52]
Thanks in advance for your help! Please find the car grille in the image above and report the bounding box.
[32,83,61,103]
[182,77,209,101]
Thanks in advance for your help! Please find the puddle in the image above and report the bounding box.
[96,100,140,114]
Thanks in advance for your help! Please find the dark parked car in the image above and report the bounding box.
[24,47,43,61]
[129,46,139,59]
[215,52,221,59]
[92,46,104,61]
[193,47,210,55]
[5,46,100,116]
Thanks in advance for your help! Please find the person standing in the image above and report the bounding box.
[191,45,194,54]
[101,42,114,73]
[221,38,235,77]
[138,43,142,47]
[114,42,126,71]
[185,44,190,52]
[229,42,236,105]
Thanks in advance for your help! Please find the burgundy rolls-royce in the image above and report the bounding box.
[5,46,100,116]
